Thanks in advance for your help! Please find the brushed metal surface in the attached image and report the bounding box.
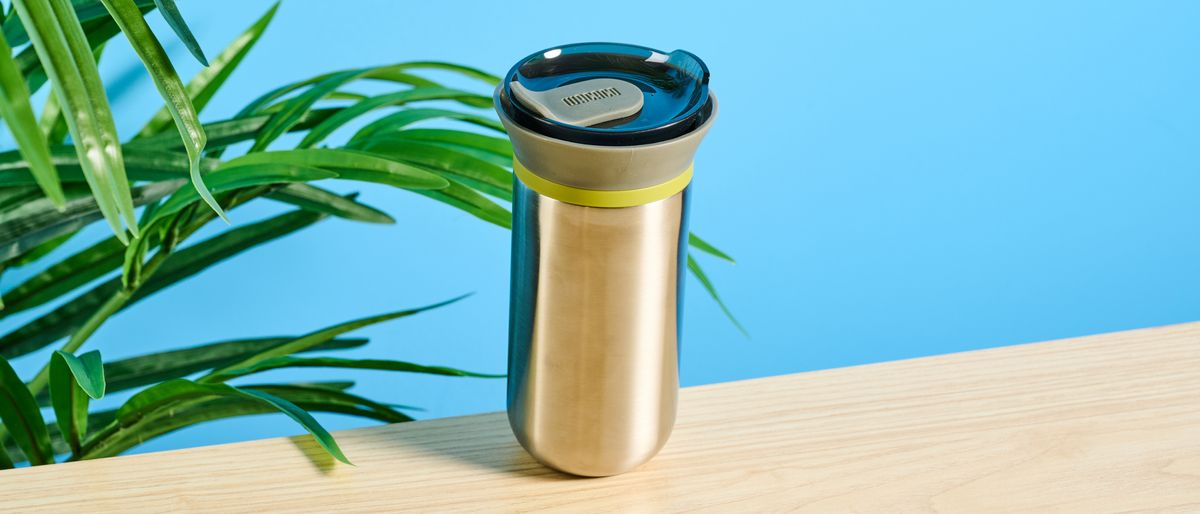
[508,179,690,476]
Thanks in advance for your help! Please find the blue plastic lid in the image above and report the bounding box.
[499,42,713,146]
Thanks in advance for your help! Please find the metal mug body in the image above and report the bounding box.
[507,178,690,477]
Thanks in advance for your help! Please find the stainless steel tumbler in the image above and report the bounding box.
[497,42,716,477]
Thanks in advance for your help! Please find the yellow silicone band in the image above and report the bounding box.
[513,159,693,208]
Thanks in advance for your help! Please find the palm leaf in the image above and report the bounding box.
[210,356,502,383]
[75,382,401,461]
[688,233,735,264]
[14,7,131,93]
[31,337,368,407]
[235,61,497,120]
[0,207,329,359]
[2,236,122,316]
[8,218,151,319]
[10,381,368,464]
[39,89,65,141]
[150,0,206,65]
[247,68,366,152]
[139,1,278,137]
[6,228,74,268]
[56,0,138,236]
[0,180,180,261]
[13,0,137,241]
[0,146,211,187]
[0,185,44,213]
[362,128,513,157]
[151,163,336,220]
[99,337,368,398]
[297,88,492,149]
[100,0,223,221]
[687,254,747,336]
[85,379,350,464]
[2,0,155,47]
[202,295,470,381]
[0,30,64,207]
[0,355,52,465]
[230,387,353,463]
[0,442,13,469]
[129,108,340,151]
[6,406,116,461]
[351,108,506,142]
[41,30,108,146]
[222,148,449,190]
[350,138,512,201]
[409,142,509,169]
[416,177,512,229]
[48,349,104,454]
[244,66,460,151]
[409,61,500,85]
[245,383,411,423]
[267,185,394,224]
[355,128,513,168]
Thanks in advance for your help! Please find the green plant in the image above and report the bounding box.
[0,1,737,467]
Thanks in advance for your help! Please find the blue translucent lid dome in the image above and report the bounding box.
[499,42,713,146]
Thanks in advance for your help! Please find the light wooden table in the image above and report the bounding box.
[2,323,1198,512]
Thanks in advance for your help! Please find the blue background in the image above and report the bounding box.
[4,0,1199,455]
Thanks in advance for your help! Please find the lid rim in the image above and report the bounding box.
[500,42,712,147]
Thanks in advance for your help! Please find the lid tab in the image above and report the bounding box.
[511,78,644,127]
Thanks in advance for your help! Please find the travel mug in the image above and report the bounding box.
[497,42,716,477]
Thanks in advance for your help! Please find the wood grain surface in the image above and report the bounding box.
[1,322,1198,512]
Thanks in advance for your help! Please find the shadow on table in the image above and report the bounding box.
[286,412,581,482]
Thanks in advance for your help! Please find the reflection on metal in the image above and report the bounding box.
[508,180,690,476]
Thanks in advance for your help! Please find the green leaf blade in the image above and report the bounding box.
[0,443,14,469]
[48,350,105,455]
[151,0,207,66]
[100,0,222,221]
[96,337,368,398]
[267,184,394,224]
[31,337,369,408]
[14,0,137,242]
[688,233,736,264]
[202,295,471,381]
[75,382,392,461]
[298,88,492,149]
[366,128,512,156]
[55,350,106,399]
[0,31,64,208]
[0,207,329,359]
[0,356,53,465]
[244,383,413,423]
[2,236,124,316]
[386,61,500,86]
[224,148,449,191]
[3,0,156,48]
[56,0,139,238]
[249,68,363,152]
[234,61,495,121]
[351,108,506,143]
[237,388,350,464]
[0,179,180,264]
[216,356,503,382]
[151,163,336,220]
[138,1,278,137]
[129,108,339,152]
[99,379,349,464]
[351,138,512,201]
[415,177,511,229]
[687,254,748,337]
